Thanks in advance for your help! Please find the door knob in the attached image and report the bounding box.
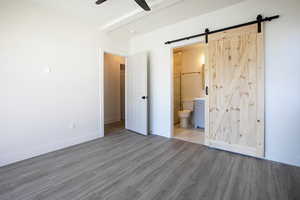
[141,96,147,99]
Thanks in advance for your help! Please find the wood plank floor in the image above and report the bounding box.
[0,130,299,200]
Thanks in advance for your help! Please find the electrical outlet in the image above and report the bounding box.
[69,122,76,129]
[44,67,51,73]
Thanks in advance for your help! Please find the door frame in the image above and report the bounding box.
[169,38,208,141]
[99,48,128,137]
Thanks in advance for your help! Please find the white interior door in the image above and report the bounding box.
[126,52,148,135]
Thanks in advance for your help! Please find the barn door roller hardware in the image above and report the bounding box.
[165,14,279,45]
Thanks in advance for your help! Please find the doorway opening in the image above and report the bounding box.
[172,42,206,144]
[103,52,126,136]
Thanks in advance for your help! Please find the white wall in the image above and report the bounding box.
[104,53,125,124]
[0,1,129,167]
[130,0,300,166]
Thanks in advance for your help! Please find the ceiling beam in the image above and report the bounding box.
[100,0,184,32]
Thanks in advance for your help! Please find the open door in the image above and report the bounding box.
[205,24,265,157]
[126,52,148,135]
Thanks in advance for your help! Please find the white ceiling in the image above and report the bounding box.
[32,0,245,39]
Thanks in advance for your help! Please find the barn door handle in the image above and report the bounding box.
[206,86,209,95]
[141,96,147,99]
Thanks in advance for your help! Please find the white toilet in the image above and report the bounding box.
[178,100,194,128]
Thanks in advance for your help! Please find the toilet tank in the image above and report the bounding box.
[182,99,194,111]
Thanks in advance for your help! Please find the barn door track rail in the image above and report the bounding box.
[164,14,279,45]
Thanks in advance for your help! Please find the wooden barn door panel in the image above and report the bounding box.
[206,24,264,157]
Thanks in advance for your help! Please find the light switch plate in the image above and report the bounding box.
[69,122,76,129]
[44,67,51,73]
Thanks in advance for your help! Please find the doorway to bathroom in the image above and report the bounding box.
[172,42,206,144]
[170,24,265,157]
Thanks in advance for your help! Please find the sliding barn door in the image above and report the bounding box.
[206,24,264,157]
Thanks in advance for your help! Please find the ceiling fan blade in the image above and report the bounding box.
[95,0,107,5]
[134,0,151,11]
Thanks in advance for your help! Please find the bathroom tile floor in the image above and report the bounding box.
[173,124,205,144]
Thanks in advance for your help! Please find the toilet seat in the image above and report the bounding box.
[178,110,192,118]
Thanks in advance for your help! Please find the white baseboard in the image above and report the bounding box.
[0,130,102,167]
[265,155,300,168]
[150,129,171,138]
